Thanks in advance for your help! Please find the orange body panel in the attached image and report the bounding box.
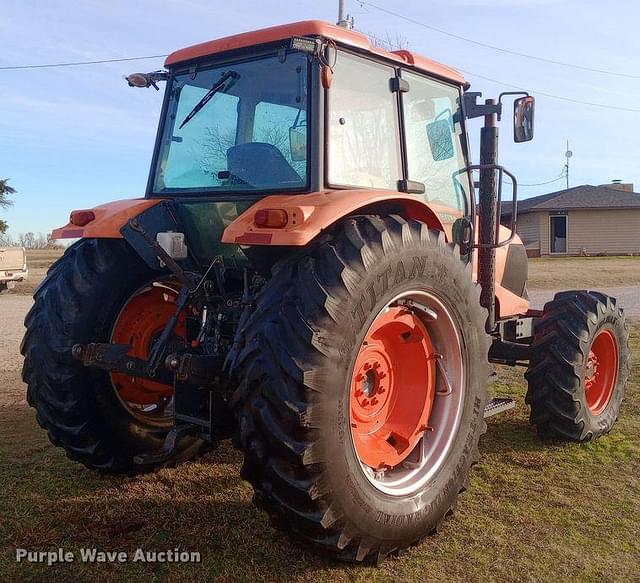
[51,199,163,240]
[221,189,449,246]
[223,193,529,317]
[165,20,467,87]
[472,225,531,318]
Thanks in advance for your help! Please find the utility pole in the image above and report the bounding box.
[564,140,573,189]
[337,0,354,29]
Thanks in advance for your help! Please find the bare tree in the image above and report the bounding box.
[15,232,58,249]
[367,31,409,52]
[198,122,305,179]
[0,231,13,245]
[0,179,16,209]
[199,127,236,177]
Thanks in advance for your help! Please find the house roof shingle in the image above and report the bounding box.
[502,184,640,216]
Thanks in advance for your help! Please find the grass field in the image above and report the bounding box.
[1,333,638,582]
[528,255,640,290]
[1,251,638,581]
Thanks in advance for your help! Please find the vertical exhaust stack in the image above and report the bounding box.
[478,99,499,333]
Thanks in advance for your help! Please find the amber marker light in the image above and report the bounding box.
[69,210,96,227]
[254,209,288,229]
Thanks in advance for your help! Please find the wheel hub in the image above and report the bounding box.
[111,284,186,413]
[584,329,618,415]
[350,306,437,470]
[584,353,598,391]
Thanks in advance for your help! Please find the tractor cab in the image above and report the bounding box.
[148,22,474,230]
[141,22,482,239]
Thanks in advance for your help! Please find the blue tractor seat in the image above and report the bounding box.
[226,142,303,188]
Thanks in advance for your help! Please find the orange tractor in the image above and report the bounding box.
[23,21,629,562]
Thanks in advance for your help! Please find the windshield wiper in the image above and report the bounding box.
[178,70,240,129]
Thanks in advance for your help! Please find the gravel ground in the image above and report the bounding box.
[0,295,32,407]
[0,295,31,372]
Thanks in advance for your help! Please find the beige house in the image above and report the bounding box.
[502,182,640,257]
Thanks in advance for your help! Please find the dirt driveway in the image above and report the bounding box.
[0,295,32,407]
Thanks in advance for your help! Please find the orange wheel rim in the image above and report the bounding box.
[584,329,618,415]
[111,284,186,413]
[350,306,437,470]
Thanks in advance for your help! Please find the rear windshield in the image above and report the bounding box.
[152,52,309,195]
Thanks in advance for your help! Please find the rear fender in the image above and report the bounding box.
[221,190,449,246]
[51,199,164,240]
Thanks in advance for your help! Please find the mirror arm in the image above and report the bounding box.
[463,92,502,120]
[496,91,530,121]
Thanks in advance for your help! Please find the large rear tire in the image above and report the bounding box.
[525,290,629,441]
[21,239,206,474]
[233,216,490,563]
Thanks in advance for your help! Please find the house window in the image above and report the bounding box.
[550,215,567,253]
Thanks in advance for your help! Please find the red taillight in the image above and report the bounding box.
[254,209,288,229]
[70,210,96,227]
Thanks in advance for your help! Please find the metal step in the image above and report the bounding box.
[484,397,516,418]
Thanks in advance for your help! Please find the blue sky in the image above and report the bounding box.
[1,0,639,236]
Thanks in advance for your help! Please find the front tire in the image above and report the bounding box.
[21,239,205,474]
[525,291,630,441]
[234,216,490,562]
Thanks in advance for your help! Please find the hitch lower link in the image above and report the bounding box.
[71,342,222,387]
[72,342,171,382]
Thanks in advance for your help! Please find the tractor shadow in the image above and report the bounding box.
[480,407,573,474]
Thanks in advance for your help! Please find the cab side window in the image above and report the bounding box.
[402,72,469,215]
[328,52,402,190]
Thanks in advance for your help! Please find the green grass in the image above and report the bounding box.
[1,336,639,582]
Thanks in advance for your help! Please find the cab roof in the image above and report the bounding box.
[165,20,467,87]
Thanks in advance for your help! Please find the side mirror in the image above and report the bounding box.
[289,126,307,162]
[124,70,169,91]
[514,95,535,142]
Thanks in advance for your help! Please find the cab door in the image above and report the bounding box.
[398,71,473,241]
